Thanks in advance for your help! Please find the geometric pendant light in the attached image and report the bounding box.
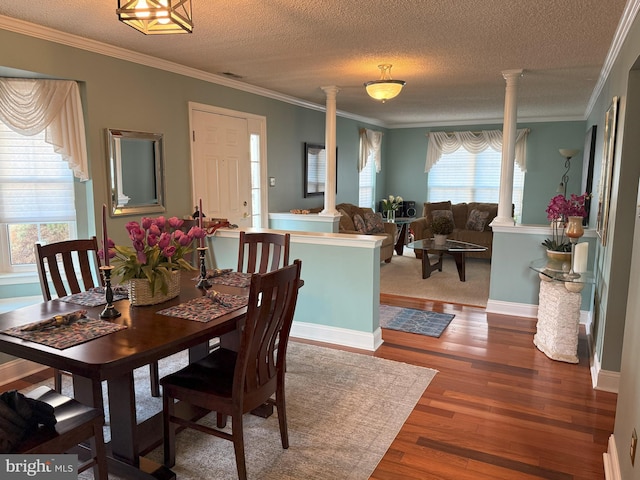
[117,0,193,35]
[364,64,406,103]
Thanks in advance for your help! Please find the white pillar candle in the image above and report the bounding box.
[573,242,589,273]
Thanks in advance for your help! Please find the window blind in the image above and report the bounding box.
[0,121,76,223]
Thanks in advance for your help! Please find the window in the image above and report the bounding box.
[0,121,76,272]
[249,133,262,228]
[358,155,375,208]
[427,147,525,221]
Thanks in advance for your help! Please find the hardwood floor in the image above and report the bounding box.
[1,294,616,479]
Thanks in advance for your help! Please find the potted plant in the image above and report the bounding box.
[542,193,588,269]
[431,216,454,245]
[104,216,205,305]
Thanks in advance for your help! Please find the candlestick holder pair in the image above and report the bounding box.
[196,246,211,289]
[99,265,121,318]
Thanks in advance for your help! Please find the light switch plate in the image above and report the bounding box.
[269,177,276,187]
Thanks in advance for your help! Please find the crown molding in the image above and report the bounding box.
[585,0,640,118]
[0,15,386,128]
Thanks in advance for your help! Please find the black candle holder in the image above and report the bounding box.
[196,247,211,289]
[99,266,121,319]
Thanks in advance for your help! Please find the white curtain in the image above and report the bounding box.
[425,129,530,173]
[358,128,383,173]
[0,79,89,181]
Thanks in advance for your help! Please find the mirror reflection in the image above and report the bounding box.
[106,128,166,216]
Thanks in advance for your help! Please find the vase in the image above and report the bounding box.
[434,234,448,246]
[128,270,181,306]
[545,250,572,272]
[386,209,395,222]
[565,216,585,241]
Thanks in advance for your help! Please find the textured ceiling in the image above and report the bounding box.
[0,1,630,127]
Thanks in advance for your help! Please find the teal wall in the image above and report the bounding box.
[384,121,587,224]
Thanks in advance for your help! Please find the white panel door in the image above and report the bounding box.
[191,110,250,227]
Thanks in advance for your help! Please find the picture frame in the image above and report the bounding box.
[580,125,597,226]
[596,96,619,246]
[303,142,338,197]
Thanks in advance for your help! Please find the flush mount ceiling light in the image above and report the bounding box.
[117,0,193,35]
[364,64,406,103]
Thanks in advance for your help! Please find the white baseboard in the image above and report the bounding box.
[485,299,537,318]
[604,434,621,480]
[0,358,48,388]
[290,321,382,351]
[591,351,620,393]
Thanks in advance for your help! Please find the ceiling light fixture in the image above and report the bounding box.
[117,0,193,35]
[364,64,406,103]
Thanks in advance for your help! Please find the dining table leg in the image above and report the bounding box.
[108,371,139,465]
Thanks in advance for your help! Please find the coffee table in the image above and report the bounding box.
[406,238,488,281]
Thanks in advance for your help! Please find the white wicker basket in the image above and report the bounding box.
[128,271,181,306]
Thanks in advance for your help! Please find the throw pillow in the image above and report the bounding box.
[363,211,385,234]
[431,209,455,227]
[353,213,366,233]
[339,209,355,231]
[466,209,490,231]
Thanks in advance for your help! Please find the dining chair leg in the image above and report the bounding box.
[216,412,227,428]
[163,392,176,468]
[53,369,63,392]
[276,391,289,449]
[90,421,108,480]
[231,412,247,480]
[150,361,160,397]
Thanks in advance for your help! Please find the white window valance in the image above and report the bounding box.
[358,128,383,173]
[0,78,89,181]
[425,128,530,173]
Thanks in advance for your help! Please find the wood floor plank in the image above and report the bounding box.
[0,293,616,479]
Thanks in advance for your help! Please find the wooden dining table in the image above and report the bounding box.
[0,273,250,480]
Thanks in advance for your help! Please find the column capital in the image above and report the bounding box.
[321,85,341,97]
[502,69,524,82]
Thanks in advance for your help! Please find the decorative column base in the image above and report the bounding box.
[533,280,581,363]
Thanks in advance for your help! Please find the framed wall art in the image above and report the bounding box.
[580,125,597,226]
[596,96,619,246]
[303,142,337,197]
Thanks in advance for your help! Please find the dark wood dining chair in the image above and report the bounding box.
[34,238,161,397]
[237,231,290,274]
[160,259,302,480]
[15,386,108,480]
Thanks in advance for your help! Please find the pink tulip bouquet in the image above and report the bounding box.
[106,215,205,295]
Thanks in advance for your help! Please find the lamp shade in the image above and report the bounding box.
[117,0,193,34]
[364,64,406,102]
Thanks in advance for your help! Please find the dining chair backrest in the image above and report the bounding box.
[235,259,301,404]
[35,237,103,301]
[237,231,290,274]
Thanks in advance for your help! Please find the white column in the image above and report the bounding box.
[320,85,340,217]
[493,69,523,226]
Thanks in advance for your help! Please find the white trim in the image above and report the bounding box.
[591,351,620,393]
[603,434,622,480]
[0,15,385,128]
[0,358,47,388]
[268,212,338,223]
[290,321,383,352]
[486,299,538,318]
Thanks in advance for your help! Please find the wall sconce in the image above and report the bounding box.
[117,0,193,35]
[364,64,406,103]
[557,148,580,197]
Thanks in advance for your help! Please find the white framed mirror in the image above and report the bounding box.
[106,128,166,217]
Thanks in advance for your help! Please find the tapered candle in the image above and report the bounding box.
[102,203,109,267]
[199,198,204,248]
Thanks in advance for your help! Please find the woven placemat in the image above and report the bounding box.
[208,271,252,288]
[156,294,248,322]
[2,315,127,350]
[59,286,129,307]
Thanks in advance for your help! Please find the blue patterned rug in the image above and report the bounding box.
[379,304,455,338]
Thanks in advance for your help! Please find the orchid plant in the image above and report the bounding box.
[381,195,403,212]
[543,193,589,252]
[103,216,205,295]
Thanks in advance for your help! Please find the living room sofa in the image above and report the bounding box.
[336,203,396,263]
[409,201,498,260]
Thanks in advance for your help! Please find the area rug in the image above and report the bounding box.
[47,342,436,480]
[380,252,491,307]
[380,304,455,337]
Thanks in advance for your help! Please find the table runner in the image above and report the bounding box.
[59,286,129,307]
[1,314,127,350]
[156,294,248,322]
[193,270,253,288]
